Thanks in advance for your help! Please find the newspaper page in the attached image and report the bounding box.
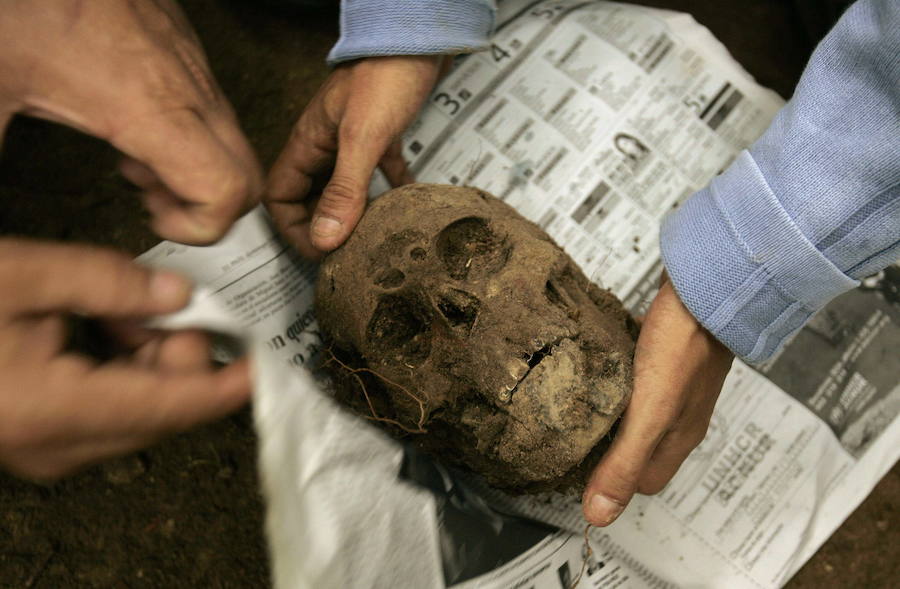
[139,211,322,370]
[137,2,899,588]
[371,0,785,313]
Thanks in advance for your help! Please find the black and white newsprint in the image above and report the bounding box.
[139,2,899,587]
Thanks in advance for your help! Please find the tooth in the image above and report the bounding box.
[507,358,529,380]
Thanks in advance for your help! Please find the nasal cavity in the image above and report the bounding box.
[436,288,480,332]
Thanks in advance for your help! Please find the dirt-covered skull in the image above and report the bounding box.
[316,184,637,489]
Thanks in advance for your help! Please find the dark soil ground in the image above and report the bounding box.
[0,1,895,587]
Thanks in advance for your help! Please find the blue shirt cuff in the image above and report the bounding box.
[660,152,859,364]
[661,0,900,364]
[328,0,495,66]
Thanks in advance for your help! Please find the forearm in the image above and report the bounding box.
[660,0,900,363]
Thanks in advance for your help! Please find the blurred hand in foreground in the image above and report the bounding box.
[0,0,262,245]
[583,274,734,526]
[266,55,446,259]
[0,240,251,480]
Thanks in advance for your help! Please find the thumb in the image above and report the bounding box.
[582,417,662,526]
[582,365,680,525]
[309,125,395,252]
[0,240,192,318]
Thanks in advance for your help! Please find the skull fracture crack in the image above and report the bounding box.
[316,184,638,490]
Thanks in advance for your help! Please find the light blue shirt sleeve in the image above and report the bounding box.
[660,0,900,364]
[328,0,496,65]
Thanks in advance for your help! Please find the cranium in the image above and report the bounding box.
[316,184,636,488]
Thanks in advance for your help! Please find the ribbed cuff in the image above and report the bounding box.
[328,0,495,65]
[661,151,859,363]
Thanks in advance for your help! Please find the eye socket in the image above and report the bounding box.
[366,293,433,365]
[436,216,510,280]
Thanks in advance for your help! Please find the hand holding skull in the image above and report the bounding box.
[266,55,447,258]
[583,275,734,526]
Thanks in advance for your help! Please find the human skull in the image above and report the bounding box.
[316,184,636,488]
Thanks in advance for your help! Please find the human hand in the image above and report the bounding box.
[0,239,251,480]
[582,275,734,526]
[266,55,446,259]
[0,0,262,244]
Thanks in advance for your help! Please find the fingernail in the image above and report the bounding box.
[150,271,192,307]
[588,494,625,526]
[311,215,342,239]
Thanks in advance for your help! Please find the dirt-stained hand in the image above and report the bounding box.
[0,0,262,245]
[582,274,734,526]
[0,240,251,480]
[266,55,445,259]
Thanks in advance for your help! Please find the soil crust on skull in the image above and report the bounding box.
[317,184,638,491]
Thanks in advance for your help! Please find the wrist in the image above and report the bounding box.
[328,0,495,65]
[660,152,858,364]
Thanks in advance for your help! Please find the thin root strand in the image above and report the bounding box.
[568,524,593,589]
[324,349,428,434]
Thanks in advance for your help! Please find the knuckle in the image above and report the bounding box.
[289,116,311,141]
[213,171,251,217]
[192,170,252,242]
[291,108,334,148]
[596,463,640,500]
[112,92,199,143]
[337,122,365,145]
[322,176,362,208]
[338,118,391,149]
[608,477,639,501]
